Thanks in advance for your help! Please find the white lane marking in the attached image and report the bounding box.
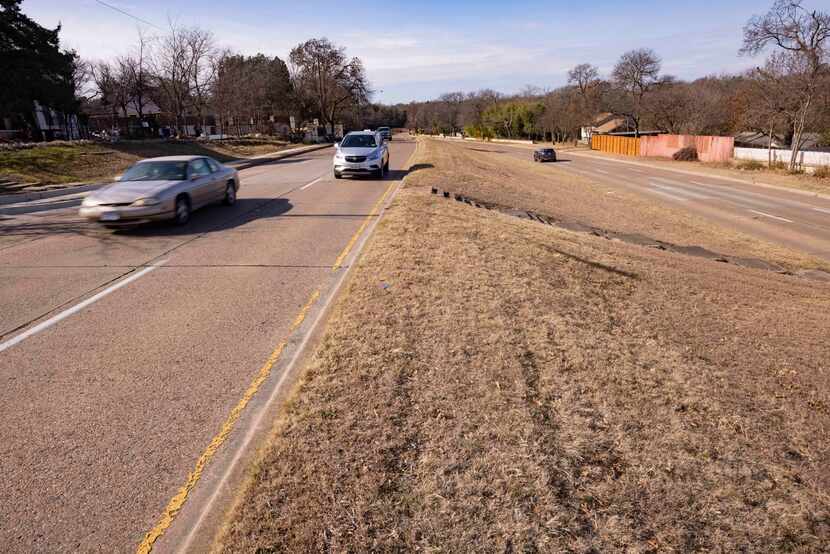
[748,209,793,223]
[0,260,167,353]
[648,189,689,202]
[594,168,610,175]
[814,207,830,215]
[300,176,325,190]
[650,181,711,200]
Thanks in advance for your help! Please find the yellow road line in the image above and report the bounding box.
[331,180,396,271]
[137,289,321,554]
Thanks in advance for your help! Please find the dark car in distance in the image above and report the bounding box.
[533,148,557,162]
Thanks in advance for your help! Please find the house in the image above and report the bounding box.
[580,113,660,142]
[0,101,83,141]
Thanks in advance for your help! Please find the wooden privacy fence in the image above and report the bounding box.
[592,133,734,162]
[591,134,640,156]
[640,135,734,162]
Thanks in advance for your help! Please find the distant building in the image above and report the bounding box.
[0,101,83,141]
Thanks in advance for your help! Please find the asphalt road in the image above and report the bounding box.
[455,140,830,260]
[0,137,416,552]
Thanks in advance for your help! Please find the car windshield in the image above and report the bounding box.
[121,161,188,181]
[341,134,377,148]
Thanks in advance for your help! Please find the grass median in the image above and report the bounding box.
[214,138,830,552]
[0,137,292,189]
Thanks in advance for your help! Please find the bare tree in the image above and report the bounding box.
[185,27,217,135]
[153,24,191,135]
[741,0,830,169]
[119,30,153,129]
[91,61,130,128]
[289,38,369,128]
[568,63,600,96]
[611,48,666,136]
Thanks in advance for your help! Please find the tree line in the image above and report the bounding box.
[1,1,378,140]
[405,1,829,170]
[88,32,373,138]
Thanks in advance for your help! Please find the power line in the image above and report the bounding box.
[94,0,164,31]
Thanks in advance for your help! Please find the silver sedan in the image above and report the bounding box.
[79,155,240,226]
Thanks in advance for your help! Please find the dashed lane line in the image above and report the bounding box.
[749,209,794,223]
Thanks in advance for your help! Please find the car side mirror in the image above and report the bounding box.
[190,174,199,181]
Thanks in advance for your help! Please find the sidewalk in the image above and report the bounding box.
[0,143,331,216]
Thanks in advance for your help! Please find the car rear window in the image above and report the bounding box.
[341,134,377,148]
[121,161,188,181]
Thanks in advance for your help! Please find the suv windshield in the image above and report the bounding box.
[341,134,377,148]
[121,161,188,181]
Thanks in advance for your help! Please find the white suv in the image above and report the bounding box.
[333,130,390,179]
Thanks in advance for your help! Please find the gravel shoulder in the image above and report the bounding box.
[214,138,830,552]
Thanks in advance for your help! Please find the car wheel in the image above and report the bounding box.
[174,195,191,225]
[223,182,236,206]
[334,170,342,179]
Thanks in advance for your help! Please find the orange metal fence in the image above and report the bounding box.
[591,134,640,156]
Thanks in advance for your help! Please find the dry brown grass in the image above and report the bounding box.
[427,139,827,272]
[215,139,830,552]
[0,138,290,187]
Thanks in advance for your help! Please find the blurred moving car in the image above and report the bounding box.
[79,155,239,226]
[533,148,557,162]
[377,126,392,141]
[333,131,390,179]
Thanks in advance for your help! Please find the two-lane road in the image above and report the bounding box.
[454,140,830,260]
[0,138,415,552]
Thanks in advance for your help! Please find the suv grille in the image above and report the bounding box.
[345,156,367,163]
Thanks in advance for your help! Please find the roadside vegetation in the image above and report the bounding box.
[215,137,830,553]
[0,138,289,188]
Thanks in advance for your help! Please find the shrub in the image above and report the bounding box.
[673,146,698,161]
[737,159,764,171]
[813,165,830,179]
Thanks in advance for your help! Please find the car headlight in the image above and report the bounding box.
[132,197,161,207]
[334,152,345,160]
[81,196,97,207]
[367,150,380,160]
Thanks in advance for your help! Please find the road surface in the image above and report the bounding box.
[0,137,416,552]
[454,140,830,260]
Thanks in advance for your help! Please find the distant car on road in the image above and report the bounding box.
[533,148,557,163]
[79,155,239,226]
[377,126,392,141]
[333,130,390,179]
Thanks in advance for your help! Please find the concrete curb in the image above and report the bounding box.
[0,143,332,215]
[0,182,107,206]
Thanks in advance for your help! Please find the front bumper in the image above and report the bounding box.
[79,203,175,225]
[333,158,382,174]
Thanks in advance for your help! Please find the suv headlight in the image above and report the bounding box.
[334,151,345,160]
[81,196,97,207]
[132,197,161,206]
[367,149,380,160]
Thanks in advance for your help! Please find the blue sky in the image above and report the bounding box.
[23,0,784,103]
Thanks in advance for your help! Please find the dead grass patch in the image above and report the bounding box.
[0,138,290,188]
[215,139,830,553]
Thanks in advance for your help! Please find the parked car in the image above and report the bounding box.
[333,131,390,179]
[533,148,557,162]
[377,126,392,141]
[79,155,239,226]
